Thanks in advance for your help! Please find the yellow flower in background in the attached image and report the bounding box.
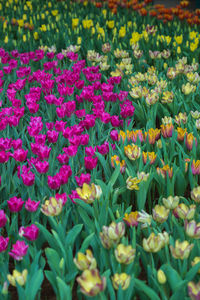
[82,19,93,29]
[107,20,115,29]
[4,36,8,43]
[102,9,107,18]
[51,10,59,16]
[177,46,181,54]
[40,24,47,32]
[77,37,82,44]
[119,26,126,38]
[72,18,79,29]
[175,35,183,44]
[48,1,52,7]
[191,257,200,273]
[23,35,26,42]
[33,32,39,40]
[18,19,24,27]
[190,42,198,52]
[112,273,131,290]
[188,281,200,299]
[76,183,102,204]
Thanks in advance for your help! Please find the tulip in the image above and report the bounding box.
[7,197,24,213]
[84,156,98,170]
[124,144,141,160]
[152,205,170,223]
[162,196,180,209]
[142,152,157,165]
[0,236,9,252]
[41,197,63,217]
[123,211,139,227]
[114,244,136,264]
[100,222,125,249]
[112,273,131,290]
[7,269,28,287]
[138,210,152,228]
[191,257,200,274]
[126,176,141,191]
[9,241,29,261]
[12,148,28,162]
[19,224,39,241]
[74,249,97,271]
[25,198,40,212]
[191,186,200,203]
[176,127,187,142]
[175,203,196,220]
[143,232,169,253]
[75,173,91,187]
[77,269,106,297]
[157,269,167,284]
[0,210,7,227]
[185,133,197,151]
[170,240,194,259]
[185,220,200,239]
[76,183,102,204]
[160,123,174,138]
[111,155,126,173]
[188,281,200,300]
[174,112,187,125]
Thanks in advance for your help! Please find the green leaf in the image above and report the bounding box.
[35,222,60,252]
[65,224,83,248]
[109,164,121,187]
[45,248,61,275]
[134,279,160,300]
[26,269,44,300]
[162,264,182,292]
[80,233,95,252]
[77,206,95,232]
[56,277,72,300]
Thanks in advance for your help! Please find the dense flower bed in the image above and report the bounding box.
[1,0,200,299]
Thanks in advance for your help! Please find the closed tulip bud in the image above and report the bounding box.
[175,203,196,220]
[157,269,167,284]
[170,240,194,259]
[76,183,102,204]
[76,269,106,297]
[153,205,170,223]
[191,257,200,273]
[74,249,97,271]
[188,281,200,300]
[115,244,136,264]
[191,186,200,203]
[185,220,200,239]
[162,196,180,209]
[112,273,131,290]
[7,269,28,287]
[41,197,63,217]
[124,144,141,160]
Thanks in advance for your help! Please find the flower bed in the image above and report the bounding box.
[1,0,200,299]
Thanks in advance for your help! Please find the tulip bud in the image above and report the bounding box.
[185,220,200,239]
[74,249,97,271]
[124,144,141,160]
[115,244,136,264]
[112,273,131,290]
[126,176,141,190]
[191,257,200,274]
[175,203,196,220]
[157,269,166,284]
[41,197,63,217]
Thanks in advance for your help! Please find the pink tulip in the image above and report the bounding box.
[19,224,39,241]
[9,240,29,260]
[0,236,9,252]
[25,198,40,212]
[7,197,24,212]
[0,210,7,227]
[84,156,98,170]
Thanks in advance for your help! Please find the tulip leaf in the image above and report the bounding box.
[184,262,200,281]
[79,232,95,252]
[96,152,111,181]
[65,224,83,248]
[134,279,160,300]
[56,277,72,300]
[45,270,58,295]
[45,248,61,275]
[26,269,44,300]
[77,206,95,232]
[35,222,60,253]
[109,164,121,187]
[161,264,182,292]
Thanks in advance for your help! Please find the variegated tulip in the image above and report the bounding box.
[126,176,141,191]
[170,240,194,259]
[188,281,200,300]
[100,222,125,249]
[152,205,170,223]
[143,232,168,253]
[174,112,187,125]
[76,183,102,204]
[191,186,200,203]
[175,203,196,220]
[41,197,63,217]
[114,244,136,264]
[76,269,106,297]
[74,249,97,271]
[112,273,131,290]
[185,220,200,239]
[123,211,139,227]
[162,196,180,209]
[124,144,141,160]
[191,257,200,274]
